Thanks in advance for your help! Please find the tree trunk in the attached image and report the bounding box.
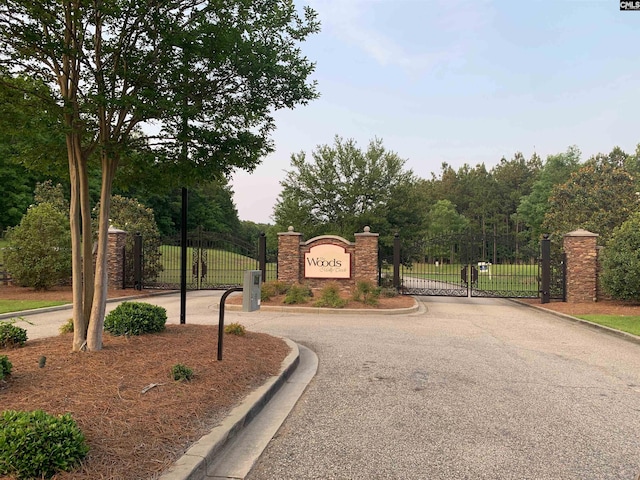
[87,155,118,351]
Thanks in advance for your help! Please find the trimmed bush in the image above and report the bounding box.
[352,280,381,306]
[171,364,194,382]
[601,212,640,301]
[224,322,246,336]
[0,410,89,479]
[283,283,312,304]
[314,282,347,308]
[59,318,74,334]
[0,321,28,349]
[0,355,12,380]
[4,203,71,290]
[104,302,167,336]
[261,280,290,301]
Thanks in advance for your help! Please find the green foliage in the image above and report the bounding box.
[352,280,381,306]
[224,322,247,336]
[600,213,640,301]
[0,355,12,380]
[283,284,312,305]
[104,302,167,336]
[34,180,69,215]
[59,318,74,334]
[261,280,290,301]
[94,195,163,284]
[314,282,347,308]
[0,410,89,479]
[0,320,27,348]
[380,287,398,298]
[543,151,637,245]
[273,136,425,250]
[171,364,194,381]
[4,203,71,290]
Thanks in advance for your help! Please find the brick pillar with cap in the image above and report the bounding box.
[354,226,379,285]
[277,226,302,284]
[563,229,599,303]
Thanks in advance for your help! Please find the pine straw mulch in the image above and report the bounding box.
[0,325,290,480]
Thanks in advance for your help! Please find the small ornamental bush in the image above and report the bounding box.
[59,318,74,334]
[0,355,12,380]
[352,280,381,306]
[171,364,194,382]
[283,283,312,304]
[224,322,246,336]
[380,287,398,298]
[104,302,167,336]
[314,282,347,308]
[261,280,290,301]
[0,410,89,479]
[0,321,28,349]
[601,212,640,301]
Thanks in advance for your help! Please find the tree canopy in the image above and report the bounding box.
[0,0,320,351]
[273,136,426,248]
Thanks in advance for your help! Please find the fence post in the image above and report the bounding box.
[259,232,267,282]
[133,233,142,291]
[540,234,551,304]
[393,233,400,290]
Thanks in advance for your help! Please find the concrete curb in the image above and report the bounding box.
[158,339,300,480]
[218,298,420,316]
[512,299,640,347]
[0,290,178,321]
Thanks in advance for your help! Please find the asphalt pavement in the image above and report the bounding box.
[7,292,640,480]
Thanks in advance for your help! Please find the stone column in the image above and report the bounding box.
[354,226,379,284]
[563,229,599,303]
[277,226,302,284]
[107,227,127,290]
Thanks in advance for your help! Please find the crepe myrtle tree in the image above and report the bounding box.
[0,0,319,351]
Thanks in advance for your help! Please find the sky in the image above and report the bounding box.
[230,0,640,224]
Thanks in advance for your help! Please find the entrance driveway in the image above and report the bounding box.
[239,296,640,480]
[12,293,640,479]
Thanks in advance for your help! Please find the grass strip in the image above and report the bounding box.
[0,300,69,315]
[575,315,640,337]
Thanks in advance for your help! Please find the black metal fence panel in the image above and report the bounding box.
[396,232,542,298]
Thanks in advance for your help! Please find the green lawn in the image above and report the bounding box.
[575,315,640,336]
[0,299,69,315]
[154,245,276,286]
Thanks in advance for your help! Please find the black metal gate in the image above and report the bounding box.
[132,227,276,290]
[394,232,545,298]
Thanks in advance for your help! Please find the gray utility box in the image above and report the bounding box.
[242,270,261,312]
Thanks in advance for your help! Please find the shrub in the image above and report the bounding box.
[261,280,290,301]
[314,282,347,308]
[380,287,398,298]
[59,318,74,334]
[0,320,28,349]
[171,364,194,382]
[4,203,72,290]
[104,302,167,336]
[283,283,312,304]
[352,280,381,306]
[0,410,89,479]
[0,355,12,380]
[224,322,246,336]
[601,212,640,301]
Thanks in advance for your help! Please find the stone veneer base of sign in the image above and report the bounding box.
[277,227,379,291]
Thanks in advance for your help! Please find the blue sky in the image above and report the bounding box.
[231,0,640,224]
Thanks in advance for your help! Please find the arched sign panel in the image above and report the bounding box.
[304,244,351,279]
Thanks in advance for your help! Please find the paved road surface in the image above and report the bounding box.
[12,292,640,479]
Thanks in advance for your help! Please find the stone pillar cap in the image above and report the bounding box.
[108,226,127,234]
[564,229,599,237]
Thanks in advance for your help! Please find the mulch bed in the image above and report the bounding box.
[0,325,289,480]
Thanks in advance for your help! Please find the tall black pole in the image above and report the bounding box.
[180,187,188,324]
[541,234,551,304]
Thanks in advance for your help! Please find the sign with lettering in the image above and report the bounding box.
[304,244,351,279]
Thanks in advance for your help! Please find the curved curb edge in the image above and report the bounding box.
[511,299,640,347]
[158,338,300,480]
[218,298,420,316]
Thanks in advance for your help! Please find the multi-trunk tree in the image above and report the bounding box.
[0,0,319,351]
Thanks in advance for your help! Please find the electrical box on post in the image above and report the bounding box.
[242,270,261,312]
